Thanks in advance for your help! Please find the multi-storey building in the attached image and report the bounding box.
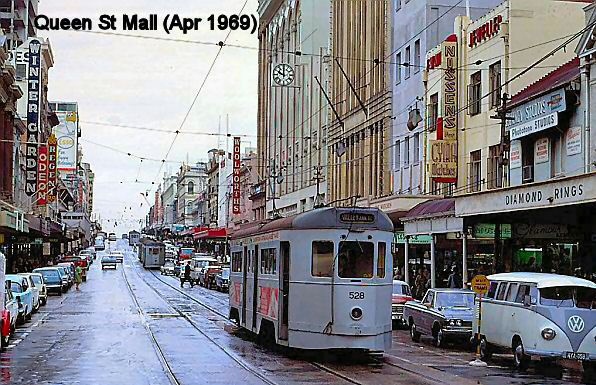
[176,161,207,227]
[160,172,178,228]
[257,0,330,218]
[207,149,220,226]
[327,0,392,206]
[0,0,38,51]
[400,0,591,289]
[391,0,500,195]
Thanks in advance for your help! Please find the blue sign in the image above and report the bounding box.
[25,39,42,196]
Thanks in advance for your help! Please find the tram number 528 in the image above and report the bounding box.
[349,291,365,300]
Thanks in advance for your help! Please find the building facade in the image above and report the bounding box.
[327,0,392,205]
[391,0,500,195]
[257,0,330,218]
[176,162,207,227]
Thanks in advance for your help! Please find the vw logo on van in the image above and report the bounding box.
[567,315,584,333]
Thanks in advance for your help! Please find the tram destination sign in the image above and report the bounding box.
[339,212,375,224]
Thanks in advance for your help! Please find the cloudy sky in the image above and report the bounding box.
[40,0,259,235]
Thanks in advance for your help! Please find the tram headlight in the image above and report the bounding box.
[350,307,363,321]
[541,328,556,340]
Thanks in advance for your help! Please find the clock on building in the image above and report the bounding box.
[272,63,295,86]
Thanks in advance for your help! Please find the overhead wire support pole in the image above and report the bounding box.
[314,76,342,126]
[334,57,368,117]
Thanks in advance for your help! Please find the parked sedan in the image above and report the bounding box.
[18,274,40,312]
[403,288,475,347]
[101,256,117,270]
[28,273,47,306]
[2,284,18,347]
[33,268,64,295]
[5,275,34,323]
[392,280,414,329]
[55,266,71,289]
[215,268,230,292]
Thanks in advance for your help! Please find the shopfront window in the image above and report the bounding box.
[338,241,374,278]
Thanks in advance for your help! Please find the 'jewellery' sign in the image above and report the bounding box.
[456,173,596,216]
[506,89,566,140]
[25,39,42,197]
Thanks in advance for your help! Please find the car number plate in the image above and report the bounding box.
[564,352,588,360]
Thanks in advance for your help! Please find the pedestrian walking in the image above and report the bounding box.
[414,268,426,299]
[447,265,462,288]
[180,261,193,288]
[75,265,83,291]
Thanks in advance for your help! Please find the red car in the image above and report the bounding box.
[392,280,414,329]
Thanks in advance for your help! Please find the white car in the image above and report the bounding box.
[111,251,124,263]
[18,274,40,312]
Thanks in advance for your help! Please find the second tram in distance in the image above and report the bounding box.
[229,207,394,351]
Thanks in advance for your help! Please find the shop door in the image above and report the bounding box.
[278,242,290,340]
[242,246,248,325]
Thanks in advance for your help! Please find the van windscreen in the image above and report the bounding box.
[540,286,596,309]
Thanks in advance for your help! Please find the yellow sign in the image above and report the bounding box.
[0,234,4,244]
[429,35,458,183]
[471,274,490,295]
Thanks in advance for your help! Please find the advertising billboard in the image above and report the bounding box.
[429,36,458,183]
[54,111,78,173]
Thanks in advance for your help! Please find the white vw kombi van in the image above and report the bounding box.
[475,272,595,372]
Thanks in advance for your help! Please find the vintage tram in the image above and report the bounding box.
[138,238,166,269]
[229,207,394,351]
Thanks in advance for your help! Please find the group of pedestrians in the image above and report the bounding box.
[410,265,463,299]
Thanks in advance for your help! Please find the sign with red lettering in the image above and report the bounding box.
[37,146,48,206]
[47,134,58,202]
[469,15,503,48]
[429,35,458,183]
[232,137,241,214]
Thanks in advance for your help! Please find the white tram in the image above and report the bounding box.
[229,207,394,351]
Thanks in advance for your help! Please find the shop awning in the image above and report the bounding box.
[509,57,579,108]
[402,198,462,236]
[194,228,227,240]
[181,227,208,236]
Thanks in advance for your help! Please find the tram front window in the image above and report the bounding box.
[338,241,374,278]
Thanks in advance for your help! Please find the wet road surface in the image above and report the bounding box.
[1,240,593,385]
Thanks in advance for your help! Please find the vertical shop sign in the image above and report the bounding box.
[25,39,42,196]
[429,35,458,183]
[47,134,58,202]
[37,146,48,205]
[232,137,241,214]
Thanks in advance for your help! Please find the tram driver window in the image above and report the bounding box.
[312,241,334,277]
[338,241,374,278]
[377,242,386,278]
[232,251,242,272]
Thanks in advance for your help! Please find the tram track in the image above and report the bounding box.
[145,266,451,385]
[121,264,182,385]
[125,260,279,385]
[146,267,371,385]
